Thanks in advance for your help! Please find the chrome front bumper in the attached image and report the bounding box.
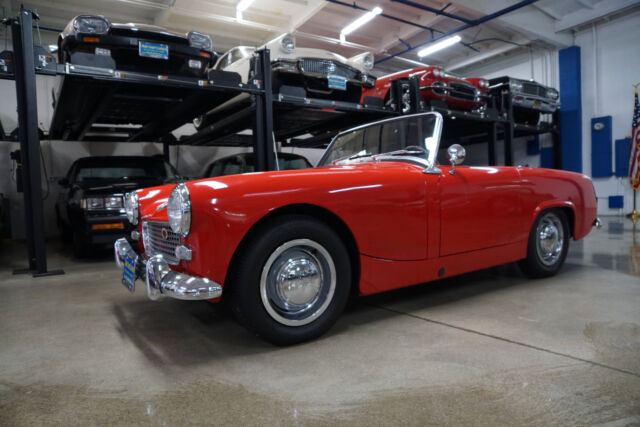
[114,238,222,301]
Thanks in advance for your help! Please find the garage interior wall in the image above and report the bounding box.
[2,8,640,240]
[459,8,640,216]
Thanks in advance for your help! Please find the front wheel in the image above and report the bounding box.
[518,209,569,278]
[230,216,352,345]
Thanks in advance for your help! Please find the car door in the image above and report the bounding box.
[439,165,525,256]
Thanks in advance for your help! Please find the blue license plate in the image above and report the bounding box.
[139,41,169,60]
[122,256,136,292]
[328,75,347,91]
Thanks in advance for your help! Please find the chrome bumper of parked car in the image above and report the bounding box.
[594,217,602,229]
[511,94,559,113]
[114,238,222,301]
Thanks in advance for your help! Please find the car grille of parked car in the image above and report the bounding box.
[142,221,179,265]
[300,58,359,80]
[521,82,548,97]
[449,82,477,101]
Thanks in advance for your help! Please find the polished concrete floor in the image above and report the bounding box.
[1,217,639,425]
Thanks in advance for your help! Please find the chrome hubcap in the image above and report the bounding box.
[260,239,336,326]
[536,213,564,266]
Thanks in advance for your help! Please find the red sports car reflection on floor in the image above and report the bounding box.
[361,66,489,112]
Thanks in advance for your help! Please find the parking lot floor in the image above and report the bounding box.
[1,216,639,425]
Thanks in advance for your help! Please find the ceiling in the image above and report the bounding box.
[2,0,639,75]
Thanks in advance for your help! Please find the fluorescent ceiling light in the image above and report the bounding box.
[236,0,255,21]
[340,6,382,42]
[417,35,461,57]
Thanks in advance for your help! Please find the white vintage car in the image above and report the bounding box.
[193,34,375,129]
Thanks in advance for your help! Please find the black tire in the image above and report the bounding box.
[72,231,92,258]
[518,209,569,278]
[229,215,352,345]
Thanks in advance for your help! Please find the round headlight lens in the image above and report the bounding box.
[362,52,374,71]
[187,31,212,51]
[547,88,559,100]
[167,183,191,237]
[280,34,295,53]
[124,192,138,225]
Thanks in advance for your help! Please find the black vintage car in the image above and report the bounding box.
[203,152,312,177]
[58,15,215,77]
[488,76,560,125]
[56,155,180,256]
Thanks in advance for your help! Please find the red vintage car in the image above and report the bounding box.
[361,66,488,112]
[114,112,598,345]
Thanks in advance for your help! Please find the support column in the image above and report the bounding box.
[558,46,582,172]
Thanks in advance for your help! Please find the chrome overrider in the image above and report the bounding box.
[114,237,222,301]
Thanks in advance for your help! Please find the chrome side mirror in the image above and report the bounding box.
[447,144,466,175]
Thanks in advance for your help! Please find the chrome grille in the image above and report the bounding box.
[142,221,179,265]
[300,58,359,80]
[522,82,547,97]
[449,82,476,100]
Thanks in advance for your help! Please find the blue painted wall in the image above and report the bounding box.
[615,138,631,177]
[558,46,582,173]
[591,116,612,177]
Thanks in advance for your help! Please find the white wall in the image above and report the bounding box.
[458,8,640,216]
[575,8,640,215]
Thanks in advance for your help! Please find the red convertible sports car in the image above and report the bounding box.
[114,112,598,345]
[361,66,488,112]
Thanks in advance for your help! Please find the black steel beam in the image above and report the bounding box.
[11,7,63,277]
[253,49,275,172]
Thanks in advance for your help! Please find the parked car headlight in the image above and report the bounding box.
[167,183,191,237]
[480,79,489,88]
[187,31,212,51]
[124,192,139,225]
[81,197,104,210]
[547,88,559,100]
[280,34,295,53]
[362,52,374,71]
[73,15,110,35]
[510,80,523,91]
[105,196,123,209]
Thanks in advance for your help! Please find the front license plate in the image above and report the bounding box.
[327,75,347,91]
[139,41,169,60]
[533,101,541,109]
[122,256,136,292]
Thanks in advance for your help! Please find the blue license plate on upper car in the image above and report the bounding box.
[139,41,169,60]
[122,256,136,292]
[328,75,347,91]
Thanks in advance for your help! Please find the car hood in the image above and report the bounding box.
[73,177,170,195]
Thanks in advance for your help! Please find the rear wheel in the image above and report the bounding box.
[230,215,351,345]
[518,209,569,278]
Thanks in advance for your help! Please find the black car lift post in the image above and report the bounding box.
[10,7,63,277]
[253,48,276,172]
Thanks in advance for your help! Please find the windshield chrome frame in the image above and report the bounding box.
[318,112,444,172]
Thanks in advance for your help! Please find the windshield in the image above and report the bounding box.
[318,113,440,167]
[73,158,176,183]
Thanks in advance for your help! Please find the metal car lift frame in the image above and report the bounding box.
[2,7,561,277]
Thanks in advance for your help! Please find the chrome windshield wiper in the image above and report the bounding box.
[348,152,374,160]
[382,147,427,157]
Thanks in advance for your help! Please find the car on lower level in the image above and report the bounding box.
[488,76,560,125]
[114,112,598,345]
[203,152,312,177]
[56,155,180,257]
[58,15,215,78]
[361,66,489,112]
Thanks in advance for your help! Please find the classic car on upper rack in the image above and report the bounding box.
[114,112,598,345]
[361,66,489,113]
[56,155,181,257]
[193,34,375,129]
[58,15,215,78]
[488,76,559,125]
[203,152,312,177]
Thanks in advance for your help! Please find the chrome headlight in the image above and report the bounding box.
[280,33,295,53]
[547,88,559,100]
[510,80,523,91]
[124,192,139,225]
[167,183,191,237]
[433,68,441,77]
[73,15,110,35]
[362,52,374,71]
[187,31,212,51]
[480,79,488,88]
